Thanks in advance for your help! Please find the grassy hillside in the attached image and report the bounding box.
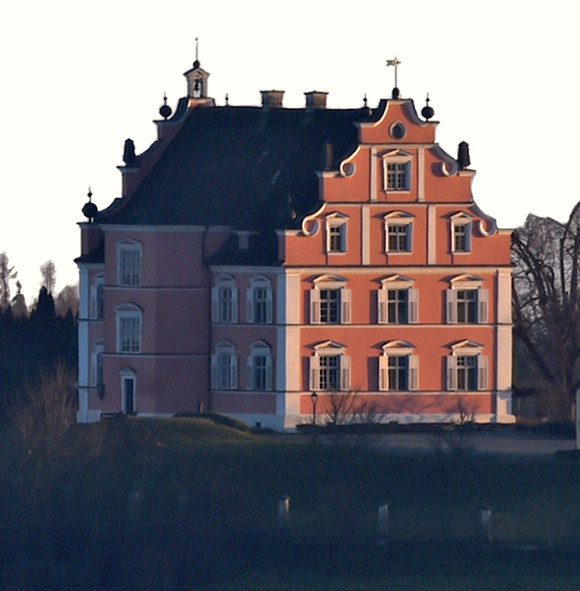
[1,416,579,590]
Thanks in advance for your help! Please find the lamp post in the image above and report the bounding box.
[310,391,319,443]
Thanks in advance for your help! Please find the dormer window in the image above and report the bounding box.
[382,149,412,192]
[450,212,473,253]
[384,211,413,253]
[325,213,348,253]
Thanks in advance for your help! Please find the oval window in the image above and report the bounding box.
[390,122,406,139]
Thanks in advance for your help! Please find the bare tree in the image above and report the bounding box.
[54,284,79,317]
[0,252,17,309]
[40,260,57,294]
[512,203,580,420]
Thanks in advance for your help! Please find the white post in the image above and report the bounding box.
[481,508,492,542]
[278,495,290,531]
[378,503,389,537]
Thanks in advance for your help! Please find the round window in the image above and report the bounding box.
[390,122,406,139]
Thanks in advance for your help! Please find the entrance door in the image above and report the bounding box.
[122,376,136,415]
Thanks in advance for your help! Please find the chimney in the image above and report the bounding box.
[305,91,328,111]
[260,90,285,110]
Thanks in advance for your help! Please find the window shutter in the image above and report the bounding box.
[246,288,254,323]
[466,222,472,252]
[406,222,413,252]
[377,289,387,324]
[478,355,488,390]
[446,356,458,391]
[90,292,96,320]
[231,288,239,323]
[409,288,419,323]
[409,355,419,391]
[90,352,97,387]
[211,286,219,323]
[266,355,274,391]
[341,355,351,391]
[478,289,489,324]
[341,289,352,324]
[266,288,273,324]
[446,289,457,324]
[246,356,253,390]
[310,289,321,324]
[379,355,389,391]
[231,355,238,389]
[309,356,320,391]
[211,354,218,389]
[340,225,347,252]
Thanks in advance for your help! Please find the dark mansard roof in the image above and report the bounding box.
[95,103,378,230]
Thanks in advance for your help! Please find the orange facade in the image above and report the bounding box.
[76,58,513,429]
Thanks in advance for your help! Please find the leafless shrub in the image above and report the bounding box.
[430,398,478,458]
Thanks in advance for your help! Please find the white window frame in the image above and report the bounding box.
[90,340,104,389]
[212,274,238,323]
[377,275,418,324]
[211,340,238,390]
[379,341,418,391]
[115,304,142,354]
[309,341,351,392]
[246,276,273,324]
[325,212,348,254]
[247,341,274,391]
[382,150,412,192]
[310,275,351,325]
[450,212,473,253]
[116,239,142,286]
[446,340,488,391]
[90,273,105,320]
[446,275,488,324]
[384,211,414,253]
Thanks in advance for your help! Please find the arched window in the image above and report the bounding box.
[90,273,104,320]
[212,274,238,323]
[246,276,273,324]
[115,303,142,354]
[211,341,238,390]
[247,341,274,391]
[116,239,142,286]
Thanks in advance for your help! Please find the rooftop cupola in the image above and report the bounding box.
[184,37,210,100]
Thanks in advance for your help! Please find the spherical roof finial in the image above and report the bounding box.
[82,186,98,222]
[159,93,172,120]
[421,93,435,121]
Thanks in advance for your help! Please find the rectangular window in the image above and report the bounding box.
[319,355,340,391]
[456,355,478,391]
[217,353,237,389]
[387,224,411,252]
[387,163,408,190]
[453,223,470,252]
[319,289,340,324]
[328,224,346,253]
[253,287,269,324]
[119,316,140,353]
[218,287,235,323]
[253,355,268,390]
[388,355,409,391]
[119,249,141,286]
[310,354,351,391]
[456,290,478,323]
[387,289,409,324]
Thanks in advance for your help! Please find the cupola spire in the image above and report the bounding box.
[386,57,402,98]
[184,37,211,100]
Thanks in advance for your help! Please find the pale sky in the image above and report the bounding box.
[1,0,579,301]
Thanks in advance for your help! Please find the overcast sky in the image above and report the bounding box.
[1,0,579,301]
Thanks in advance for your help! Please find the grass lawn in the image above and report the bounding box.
[0,416,579,589]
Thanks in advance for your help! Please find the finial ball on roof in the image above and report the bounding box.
[421,94,434,121]
[82,188,98,222]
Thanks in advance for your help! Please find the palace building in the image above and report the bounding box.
[76,54,514,429]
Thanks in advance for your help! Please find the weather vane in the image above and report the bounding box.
[386,57,402,89]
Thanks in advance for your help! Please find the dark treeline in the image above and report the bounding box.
[0,286,77,415]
